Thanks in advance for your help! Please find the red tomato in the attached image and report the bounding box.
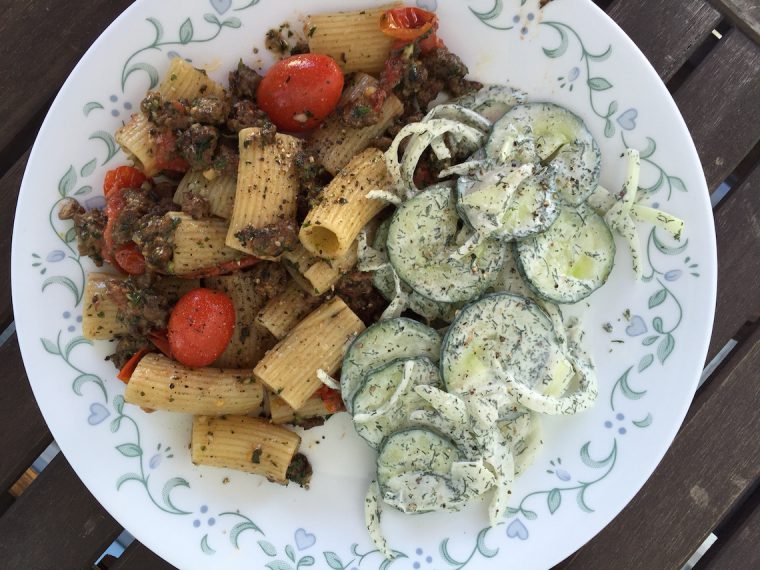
[103,166,147,197]
[153,130,189,174]
[114,243,146,275]
[117,348,151,383]
[380,7,438,41]
[315,385,345,414]
[257,54,344,132]
[168,288,235,368]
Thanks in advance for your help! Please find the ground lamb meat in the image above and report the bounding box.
[421,47,482,97]
[211,144,239,177]
[337,73,384,128]
[109,335,152,370]
[190,96,230,125]
[110,184,176,250]
[285,453,313,488]
[106,277,172,336]
[177,124,219,170]
[132,214,178,272]
[334,270,388,325]
[233,220,299,258]
[294,150,331,222]
[227,100,277,140]
[181,193,211,219]
[141,91,192,130]
[58,199,107,266]
[243,262,290,301]
[229,61,262,101]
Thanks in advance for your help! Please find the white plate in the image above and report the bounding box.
[11,1,716,568]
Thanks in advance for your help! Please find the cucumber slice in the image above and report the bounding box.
[377,428,472,514]
[516,204,615,304]
[352,357,442,448]
[386,184,506,303]
[440,293,574,407]
[377,428,460,486]
[452,84,527,122]
[458,165,561,241]
[340,318,441,413]
[487,103,601,205]
[498,411,543,475]
[371,218,460,322]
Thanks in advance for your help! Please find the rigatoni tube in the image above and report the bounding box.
[124,354,264,415]
[299,148,391,259]
[226,128,302,259]
[256,281,325,340]
[254,296,365,410]
[191,415,301,484]
[282,241,358,295]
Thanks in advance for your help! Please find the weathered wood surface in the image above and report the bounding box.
[696,490,760,569]
[0,333,52,495]
[607,0,722,82]
[0,0,134,173]
[107,542,177,570]
[709,162,760,360]
[674,27,760,191]
[0,454,122,569]
[710,0,760,46]
[557,325,760,569]
[0,152,29,331]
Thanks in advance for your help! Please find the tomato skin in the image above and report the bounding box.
[114,243,146,275]
[153,130,189,173]
[168,288,236,368]
[117,347,151,383]
[104,166,147,197]
[257,54,344,132]
[380,7,438,41]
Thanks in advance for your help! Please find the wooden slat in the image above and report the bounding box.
[710,0,760,46]
[696,493,760,568]
[0,332,52,494]
[708,163,760,360]
[108,541,177,570]
[0,454,122,569]
[0,151,29,330]
[557,324,760,570]
[674,27,760,190]
[607,0,722,82]
[0,0,134,173]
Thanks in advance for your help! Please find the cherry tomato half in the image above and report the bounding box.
[257,54,344,132]
[380,7,438,41]
[168,288,235,368]
[114,243,146,275]
[103,166,147,197]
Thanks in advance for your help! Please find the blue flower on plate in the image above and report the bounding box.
[546,457,571,481]
[193,505,216,528]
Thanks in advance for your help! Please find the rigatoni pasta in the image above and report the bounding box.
[253,297,365,410]
[256,281,325,340]
[174,170,237,219]
[306,5,400,74]
[124,354,264,415]
[115,113,165,177]
[192,415,301,484]
[226,128,303,259]
[300,148,391,259]
[158,57,226,100]
[311,94,404,175]
[205,270,279,367]
[270,392,335,425]
[282,241,358,295]
[169,212,250,276]
[82,273,128,340]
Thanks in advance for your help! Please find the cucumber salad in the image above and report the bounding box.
[333,85,684,557]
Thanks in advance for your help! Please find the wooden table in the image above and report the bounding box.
[1,1,759,568]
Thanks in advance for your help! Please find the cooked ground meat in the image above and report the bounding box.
[106,277,172,337]
[242,262,290,301]
[58,198,107,266]
[109,335,151,370]
[233,220,299,258]
[421,47,482,97]
[132,215,178,272]
[111,186,175,248]
[226,100,277,139]
[229,61,262,101]
[285,453,312,487]
[368,136,393,152]
[211,144,239,177]
[177,124,219,170]
[294,150,331,222]
[181,193,211,219]
[335,270,388,325]
[381,44,481,119]
[141,91,192,130]
[338,73,384,128]
[190,96,230,125]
